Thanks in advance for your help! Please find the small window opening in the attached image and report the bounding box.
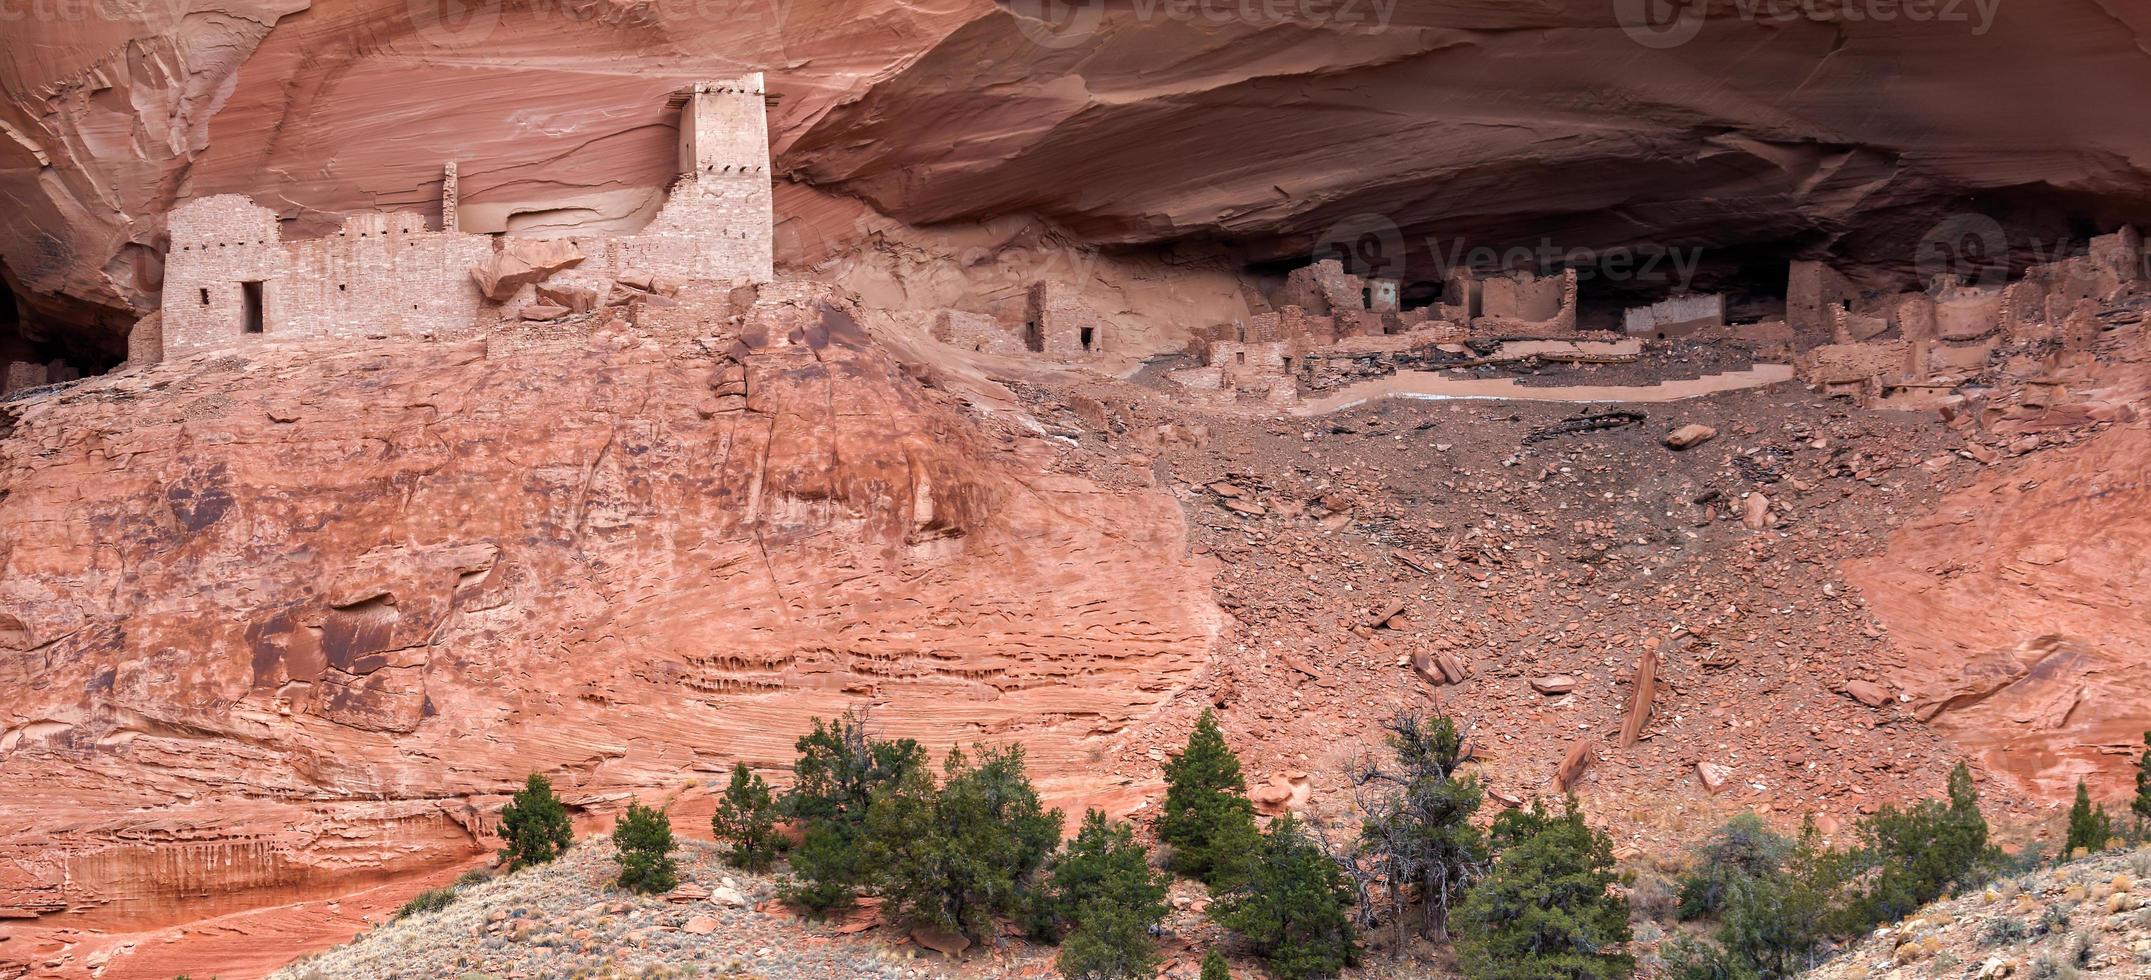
[199,287,210,306]
[1080,326,1096,351]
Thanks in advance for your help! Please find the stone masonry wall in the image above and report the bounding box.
[1026,281,1106,356]
[159,75,773,361]
[1622,293,1724,336]
[933,309,1025,355]
[1281,259,1365,315]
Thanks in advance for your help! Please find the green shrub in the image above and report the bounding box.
[1981,916,2030,946]
[455,867,492,888]
[1158,709,1259,884]
[496,772,575,871]
[1357,712,1486,940]
[611,802,678,894]
[713,762,779,871]
[1031,809,1168,943]
[2064,779,2112,858]
[1675,813,1792,920]
[1663,813,1843,978]
[1835,762,1989,930]
[1659,936,1746,980]
[780,710,925,913]
[2133,732,2151,838]
[1208,814,1357,980]
[1200,947,1232,980]
[862,743,1063,944]
[1058,897,1165,980]
[396,887,457,920]
[1453,796,1632,980]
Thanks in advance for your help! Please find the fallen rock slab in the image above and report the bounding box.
[1663,423,1719,449]
[1530,674,1577,695]
[911,925,972,958]
[471,239,584,301]
[1844,679,1892,707]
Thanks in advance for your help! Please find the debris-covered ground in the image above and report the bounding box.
[1030,348,2040,870]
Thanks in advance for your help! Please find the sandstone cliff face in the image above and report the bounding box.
[1847,337,2151,808]
[0,284,1215,924]
[8,0,2151,355]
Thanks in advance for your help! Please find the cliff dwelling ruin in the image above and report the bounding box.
[13,6,2151,977]
[151,77,774,362]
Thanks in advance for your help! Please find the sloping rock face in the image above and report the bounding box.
[0,284,1214,926]
[1847,338,2151,808]
[8,0,2151,351]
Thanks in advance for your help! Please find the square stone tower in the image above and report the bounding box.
[674,74,774,281]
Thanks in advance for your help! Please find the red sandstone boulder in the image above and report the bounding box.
[1530,674,1577,695]
[471,240,585,301]
[1663,424,1718,449]
[1844,679,1893,707]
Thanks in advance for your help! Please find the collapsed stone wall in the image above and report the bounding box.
[1280,259,1364,315]
[932,309,1025,355]
[1622,292,1725,337]
[1471,268,1577,337]
[1800,227,2144,404]
[1787,260,1854,344]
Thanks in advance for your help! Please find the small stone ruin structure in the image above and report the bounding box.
[1622,293,1725,337]
[1026,281,1108,356]
[1796,227,2144,406]
[152,75,774,362]
[1168,258,1601,408]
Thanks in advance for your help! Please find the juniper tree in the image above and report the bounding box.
[1453,797,1633,980]
[1042,813,1169,979]
[713,762,779,871]
[781,709,926,912]
[1676,812,1793,920]
[612,802,678,894]
[1159,708,1260,884]
[1355,711,1486,943]
[1200,948,1232,980]
[1836,762,1989,929]
[1666,815,1846,979]
[1058,898,1166,980]
[2065,778,2112,858]
[2133,732,2151,839]
[861,744,1063,944]
[496,773,575,871]
[1031,809,1168,943]
[1208,814,1358,980]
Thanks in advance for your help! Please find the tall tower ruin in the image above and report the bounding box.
[673,74,774,282]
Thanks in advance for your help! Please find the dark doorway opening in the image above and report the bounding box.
[1079,326,1096,351]
[241,281,264,334]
